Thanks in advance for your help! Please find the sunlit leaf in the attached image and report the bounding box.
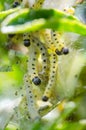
[0,7,21,23]
[1,9,86,35]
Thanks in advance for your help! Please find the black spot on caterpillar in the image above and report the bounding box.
[42,53,58,101]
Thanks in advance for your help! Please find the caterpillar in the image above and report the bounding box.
[24,73,40,120]
[40,29,53,49]
[42,53,58,101]
[40,29,69,56]
[51,30,69,55]
[7,0,71,122]
[28,42,41,85]
[22,0,45,45]
[30,36,49,76]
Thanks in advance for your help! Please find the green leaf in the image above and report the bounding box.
[1,8,86,35]
[0,7,21,22]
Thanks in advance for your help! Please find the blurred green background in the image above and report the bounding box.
[0,0,86,130]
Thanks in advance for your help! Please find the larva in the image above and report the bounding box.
[32,0,45,9]
[51,30,69,55]
[30,36,49,76]
[7,0,71,122]
[28,42,41,85]
[24,73,40,120]
[41,29,53,49]
[42,53,58,101]
[22,0,45,46]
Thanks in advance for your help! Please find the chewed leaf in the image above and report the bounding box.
[1,8,86,35]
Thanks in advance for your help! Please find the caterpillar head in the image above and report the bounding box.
[12,1,20,8]
[32,76,41,85]
[54,41,64,55]
[62,47,69,55]
[55,47,69,55]
[42,95,48,102]
[23,39,30,47]
[23,33,31,47]
[55,48,63,55]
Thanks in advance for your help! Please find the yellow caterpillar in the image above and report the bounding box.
[24,73,40,120]
[22,0,45,44]
[30,36,49,76]
[41,29,69,55]
[51,30,69,55]
[28,42,41,85]
[42,53,58,101]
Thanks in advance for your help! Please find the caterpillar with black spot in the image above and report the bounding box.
[24,73,40,120]
[42,53,58,101]
[51,30,69,55]
[27,41,42,86]
[30,36,49,76]
[40,29,53,49]
[22,0,45,45]
[41,29,69,55]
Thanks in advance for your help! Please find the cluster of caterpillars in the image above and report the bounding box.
[9,0,69,121]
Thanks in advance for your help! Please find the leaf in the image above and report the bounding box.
[1,9,86,35]
[0,7,21,23]
[5,124,17,130]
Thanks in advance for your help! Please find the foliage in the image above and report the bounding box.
[0,0,86,130]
